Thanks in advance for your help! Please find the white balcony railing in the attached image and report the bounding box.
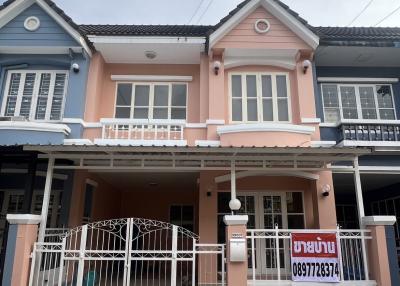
[247,227,372,283]
[100,118,186,143]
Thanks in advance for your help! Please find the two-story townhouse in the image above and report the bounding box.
[313,27,400,267]
[0,0,398,286]
[0,0,93,277]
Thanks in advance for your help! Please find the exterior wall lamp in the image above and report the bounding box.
[213,60,222,75]
[322,184,331,197]
[302,59,311,74]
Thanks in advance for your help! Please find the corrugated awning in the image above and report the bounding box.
[22,145,371,172]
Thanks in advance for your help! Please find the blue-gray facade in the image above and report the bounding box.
[0,3,90,145]
[315,66,400,143]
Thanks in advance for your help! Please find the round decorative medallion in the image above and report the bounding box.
[254,19,270,34]
[24,16,40,31]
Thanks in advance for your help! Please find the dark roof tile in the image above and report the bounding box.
[79,25,213,37]
[2,0,400,48]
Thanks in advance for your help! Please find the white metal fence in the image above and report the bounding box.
[247,227,372,283]
[29,218,225,286]
[101,119,185,142]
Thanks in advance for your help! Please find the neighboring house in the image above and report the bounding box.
[313,27,400,259]
[0,0,92,279]
[0,0,398,286]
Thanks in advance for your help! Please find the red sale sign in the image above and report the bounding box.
[291,233,340,283]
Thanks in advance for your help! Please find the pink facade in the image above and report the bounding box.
[81,4,320,148]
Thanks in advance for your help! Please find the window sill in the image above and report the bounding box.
[0,121,71,135]
[217,123,315,135]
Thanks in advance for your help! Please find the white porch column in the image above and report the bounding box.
[229,161,241,212]
[353,157,365,227]
[38,157,55,242]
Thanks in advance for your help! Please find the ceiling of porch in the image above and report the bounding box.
[92,171,199,192]
[333,173,400,194]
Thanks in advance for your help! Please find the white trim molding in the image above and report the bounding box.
[224,58,296,70]
[217,123,315,135]
[338,140,400,147]
[0,121,71,134]
[111,75,193,82]
[7,214,41,225]
[62,118,102,128]
[206,119,226,125]
[363,216,396,226]
[223,215,249,226]
[88,36,206,45]
[94,139,188,147]
[195,140,221,147]
[317,77,399,83]
[321,119,400,128]
[186,123,207,129]
[64,139,94,145]
[301,118,321,124]
[320,122,340,128]
[311,141,337,148]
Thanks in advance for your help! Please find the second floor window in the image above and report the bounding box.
[230,73,291,123]
[1,70,68,121]
[322,84,396,123]
[115,83,187,120]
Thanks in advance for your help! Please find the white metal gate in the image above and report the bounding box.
[29,218,225,286]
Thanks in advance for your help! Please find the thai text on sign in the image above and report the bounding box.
[291,232,340,283]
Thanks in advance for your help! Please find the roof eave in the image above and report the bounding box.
[319,40,400,48]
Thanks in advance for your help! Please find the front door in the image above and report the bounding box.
[237,192,305,276]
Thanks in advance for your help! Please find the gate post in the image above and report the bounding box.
[76,224,88,285]
[2,214,41,286]
[364,216,398,286]
[171,225,178,286]
[224,215,248,286]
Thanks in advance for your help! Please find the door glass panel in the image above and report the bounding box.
[286,192,303,213]
[263,195,284,270]
[288,215,304,229]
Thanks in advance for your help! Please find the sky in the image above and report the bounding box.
[3,0,400,27]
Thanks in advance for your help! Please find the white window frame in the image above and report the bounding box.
[0,70,69,121]
[229,72,292,124]
[321,83,397,123]
[114,82,188,121]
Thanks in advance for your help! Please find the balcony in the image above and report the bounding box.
[94,118,187,146]
[337,120,400,147]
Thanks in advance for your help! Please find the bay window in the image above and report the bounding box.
[322,84,396,123]
[1,70,68,121]
[230,73,291,123]
[115,83,187,120]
